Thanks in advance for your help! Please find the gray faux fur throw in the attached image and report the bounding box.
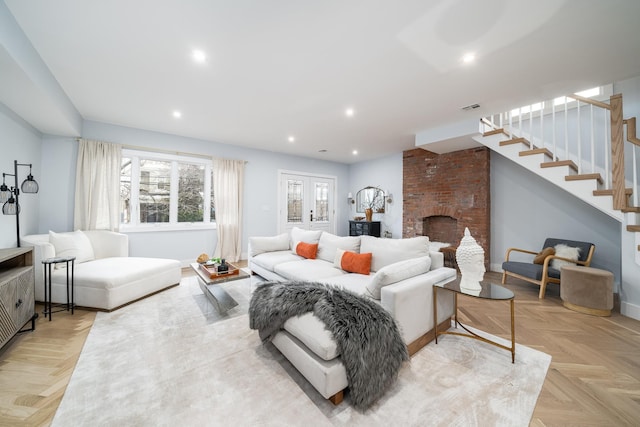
[249,281,409,410]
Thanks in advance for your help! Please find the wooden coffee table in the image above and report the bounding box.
[190,262,249,313]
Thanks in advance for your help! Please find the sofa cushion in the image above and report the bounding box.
[49,230,95,267]
[290,227,322,251]
[283,312,339,361]
[251,250,303,272]
[317,274,371,296]
[366,256,432,299]
[274,259,345,282]
[334,249,371,275]
[502,261,561,280]
[360,235,430,272]
[249,233,289,257]
[294,242,318,259]
[316,233,361,263]
[51,257,178,290]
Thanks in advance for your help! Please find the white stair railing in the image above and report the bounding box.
[480,93,640,212]
[480,94,615,186]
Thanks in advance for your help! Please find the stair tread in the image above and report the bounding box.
[593,188,633,196]
[540,160,578,171]
[519,148,553,158]
[499,137,529,147]
[483,128,508,137]
[565,173,604,184]
[621,206,640,213]
[627,225,640,232]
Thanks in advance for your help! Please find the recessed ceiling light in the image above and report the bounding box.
[352,150,358,155]
[288,136,295,143]
[192,49,206,63]
[172,110,182,118]
[462,53,476,64]
[345,108,355,117]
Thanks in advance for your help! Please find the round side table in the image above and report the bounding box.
[42,256,76,321]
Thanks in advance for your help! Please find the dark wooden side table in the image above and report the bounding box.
[42,256,76,321]
[433,277,515,363]
[440,246,458,270]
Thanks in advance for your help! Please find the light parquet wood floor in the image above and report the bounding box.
[0,269,639,426]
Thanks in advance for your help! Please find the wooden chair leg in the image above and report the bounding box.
[501,271,507,284]
[538,278,547,299]
[329,390,344,405]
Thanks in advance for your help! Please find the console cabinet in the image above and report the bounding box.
[349,221,381,237]
[0,247,36,349]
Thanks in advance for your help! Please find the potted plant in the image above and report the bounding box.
[360,186,384,221]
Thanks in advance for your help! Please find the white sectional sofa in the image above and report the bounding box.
[22,230,181,311]
[248,227,456,404]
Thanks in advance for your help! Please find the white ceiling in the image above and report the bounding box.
[4,0,640,163]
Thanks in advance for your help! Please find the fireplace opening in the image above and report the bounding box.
[423,215,458,245]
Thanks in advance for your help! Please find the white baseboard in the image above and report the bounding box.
[621,301,640,321]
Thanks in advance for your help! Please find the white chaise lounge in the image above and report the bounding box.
[22,230,181,311]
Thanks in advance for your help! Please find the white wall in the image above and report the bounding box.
[33,120,350,264]
[348,153,403,238]
[0,103,42,248]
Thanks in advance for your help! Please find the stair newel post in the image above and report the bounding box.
[604,108,610,188]
[610,94,626,210]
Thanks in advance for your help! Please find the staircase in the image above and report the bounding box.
[474,91,640,265]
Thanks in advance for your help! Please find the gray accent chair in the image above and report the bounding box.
[501,238,595,298]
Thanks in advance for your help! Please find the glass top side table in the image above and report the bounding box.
[433,277,516,363]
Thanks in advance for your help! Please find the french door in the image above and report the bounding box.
[279,171,336,235]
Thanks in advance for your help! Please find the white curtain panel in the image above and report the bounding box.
[212,157,245,262]
[74,139,122,231]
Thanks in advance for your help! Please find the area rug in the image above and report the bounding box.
[52,274,551,426]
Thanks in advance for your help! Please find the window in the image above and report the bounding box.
[120,149,215,231]
[510,85,613,117]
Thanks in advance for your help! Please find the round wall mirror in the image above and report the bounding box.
[356,186,385,213]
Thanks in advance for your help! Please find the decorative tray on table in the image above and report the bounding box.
[200,262,239,279]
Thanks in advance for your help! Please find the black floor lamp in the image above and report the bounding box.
[0,160,39,247]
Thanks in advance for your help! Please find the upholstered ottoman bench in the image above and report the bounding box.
[560,265,613,316]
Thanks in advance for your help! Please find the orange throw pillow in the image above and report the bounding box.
[337,250,372,275]
[295,242,318,259]
[533,247,555,264]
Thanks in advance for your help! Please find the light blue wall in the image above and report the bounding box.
[349,153,403,238]
[46,120,351,263]
[0,103,42,248]
[491,151,621,285]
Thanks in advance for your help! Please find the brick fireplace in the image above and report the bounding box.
[403,147,490,265]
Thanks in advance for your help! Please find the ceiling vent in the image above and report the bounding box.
[461,103,480,111]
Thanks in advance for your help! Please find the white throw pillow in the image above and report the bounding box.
[316,232,361,263]
[366,256,432,299]
[360,235,430,272]
[249,233,290,257]
[290,227,323,253]
[551,244,581,269]
[49,230,95,268]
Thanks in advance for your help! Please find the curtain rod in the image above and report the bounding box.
[76,138,248,163]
